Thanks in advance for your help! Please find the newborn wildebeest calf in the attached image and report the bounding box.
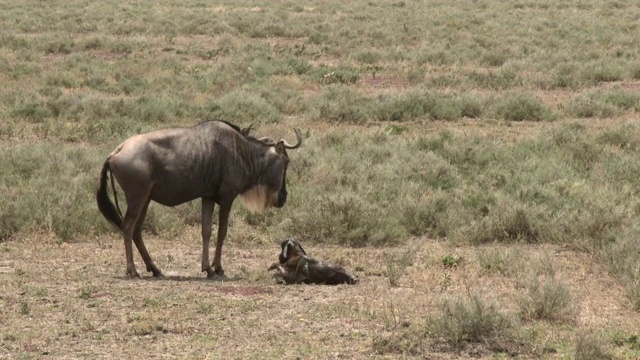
[268,238,358,285]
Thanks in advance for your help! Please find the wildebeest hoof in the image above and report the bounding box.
[127,271,141,279]
[207,273,229,281]
[152,271,164,278]
[205,267,225,279]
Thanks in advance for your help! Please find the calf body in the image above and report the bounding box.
[96,120,302,278]
[269,238,358,285]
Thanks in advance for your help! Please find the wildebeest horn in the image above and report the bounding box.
[281,129,303,149]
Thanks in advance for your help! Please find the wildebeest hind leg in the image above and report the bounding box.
[121,188,152,278]
[122,213,141,278]
[132,199,163,277]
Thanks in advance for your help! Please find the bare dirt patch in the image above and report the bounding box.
[1,233,639,358]
[216,285,273,296]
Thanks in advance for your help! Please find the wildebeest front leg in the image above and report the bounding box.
[201,197,216,277]
[132,199,163,277]
[212,200,233,277]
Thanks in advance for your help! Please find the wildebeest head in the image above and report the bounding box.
[278,237,307,264]
[240,129,303,213]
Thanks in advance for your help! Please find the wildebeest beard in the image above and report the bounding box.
[239,185,277,213]
[268,238,358,285]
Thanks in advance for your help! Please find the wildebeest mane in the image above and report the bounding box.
[196,119,280,146]
[196,119,242,132]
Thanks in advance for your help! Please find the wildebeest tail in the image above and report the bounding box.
[96,160,123,230]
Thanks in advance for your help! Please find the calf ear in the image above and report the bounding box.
[297,242,307,256]
[281,241,289,260]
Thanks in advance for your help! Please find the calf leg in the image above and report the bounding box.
[132,200,162,277]
[200,197,216,278]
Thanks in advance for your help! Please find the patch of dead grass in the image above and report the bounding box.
[1,234,639,358]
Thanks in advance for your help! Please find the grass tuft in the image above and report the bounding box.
[494,93,555,121]
[427,294,514,350]
[518,276,576,323]
[385,243,418,287]
[478,248,516,276]
[574,331,613,360]
[569,88,640,118]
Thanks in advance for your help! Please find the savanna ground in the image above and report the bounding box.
[2,0,640,358]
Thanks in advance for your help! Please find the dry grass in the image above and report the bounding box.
[2,230,639,358]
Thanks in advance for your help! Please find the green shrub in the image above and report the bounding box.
[287,192,405,247]
[467,69,520,90]
[518,276,576,322]
[311,86,371,123]
[600,230,640,311]
[0,33,29,51]
[310,66,360,85]
[480,50,507,67]
[400,191,450,237]
[10,101,51,123]
[374,91,434,122]
[427,294,514,349]
[440,254,462,268]
[574,331,613,360]
[43,39,74,54]
[494,93,555,121]
[478,248,516,276]
[466,203,543,244]
[385,244,418,287]
[569,89,640,118]
[580,62,624,84]
[254,85,308,115]
[373,91,482,122]
[0,144,112,241]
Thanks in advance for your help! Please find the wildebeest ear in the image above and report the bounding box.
[296,241,307,256]
[275,141,286,155]
[241,124,253,136]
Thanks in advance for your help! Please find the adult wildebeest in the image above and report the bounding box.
[96,120,302,279]
[268,238,358,285]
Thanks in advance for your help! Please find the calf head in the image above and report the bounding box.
[279,237,307,264]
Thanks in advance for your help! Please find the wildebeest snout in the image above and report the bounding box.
[275,189,287,208]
